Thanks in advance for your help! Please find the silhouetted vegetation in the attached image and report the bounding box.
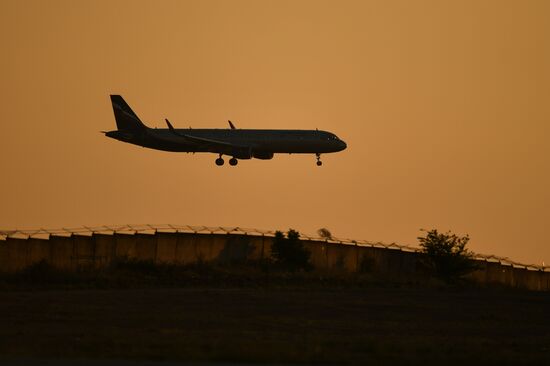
[0,257,394,290]
[317,227,333,239]
[19,260,65,283]
[271,229,311,271]
[418,229,478,283]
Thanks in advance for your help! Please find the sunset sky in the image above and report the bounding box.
[1,0,548,265]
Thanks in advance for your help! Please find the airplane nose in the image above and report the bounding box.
[339,140,347,151]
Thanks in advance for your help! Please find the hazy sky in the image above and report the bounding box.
[1,0,549,265]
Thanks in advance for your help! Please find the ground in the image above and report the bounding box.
[0,287,549,365]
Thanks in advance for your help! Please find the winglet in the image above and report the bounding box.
[228,120,236,129]
[165,118,175,131]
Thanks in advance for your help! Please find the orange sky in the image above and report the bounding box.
[1,0,549,265]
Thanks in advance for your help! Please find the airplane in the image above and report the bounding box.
[104,95,347,166]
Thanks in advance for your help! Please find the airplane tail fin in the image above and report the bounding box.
[110,95,148,131]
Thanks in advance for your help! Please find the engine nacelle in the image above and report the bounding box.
[232,152,252,159]
[252,151,274,160]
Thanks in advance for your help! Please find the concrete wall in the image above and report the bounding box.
[1,232,548,291]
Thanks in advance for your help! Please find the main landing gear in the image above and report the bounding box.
[215,155,238,166]
[215,154,224,166]
[316,153,323,166]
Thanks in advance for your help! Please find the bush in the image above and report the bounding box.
[418,229,478,283]
[20,260,66,284]
[271,229,311,271]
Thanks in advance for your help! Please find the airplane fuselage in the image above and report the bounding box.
[106,128,346,155]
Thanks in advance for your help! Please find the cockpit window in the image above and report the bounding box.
[320,132,338,141]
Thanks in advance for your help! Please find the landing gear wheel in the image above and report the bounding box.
[229,158,238,166]
[316,160,322,166]
[215,157,224,166]
[315,153,322,166]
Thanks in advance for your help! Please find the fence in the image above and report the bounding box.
[1,224,548,290]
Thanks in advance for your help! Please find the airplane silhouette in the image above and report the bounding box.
[104,95,346,166]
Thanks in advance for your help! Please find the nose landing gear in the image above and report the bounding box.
[316,153,323,166]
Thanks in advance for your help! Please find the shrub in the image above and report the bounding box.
[418,229,478,283]
[271,229,311,271]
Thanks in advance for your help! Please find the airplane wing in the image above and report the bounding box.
[165,119,250,156]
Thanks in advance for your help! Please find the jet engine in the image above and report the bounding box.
[252,151,274,160]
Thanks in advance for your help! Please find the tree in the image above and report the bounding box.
[418,229,478,283]
[271,229,311,271]
[317,228,333,240]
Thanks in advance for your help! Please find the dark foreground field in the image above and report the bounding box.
[1,286,549,365]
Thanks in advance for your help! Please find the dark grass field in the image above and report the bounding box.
[1,285,549,365]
